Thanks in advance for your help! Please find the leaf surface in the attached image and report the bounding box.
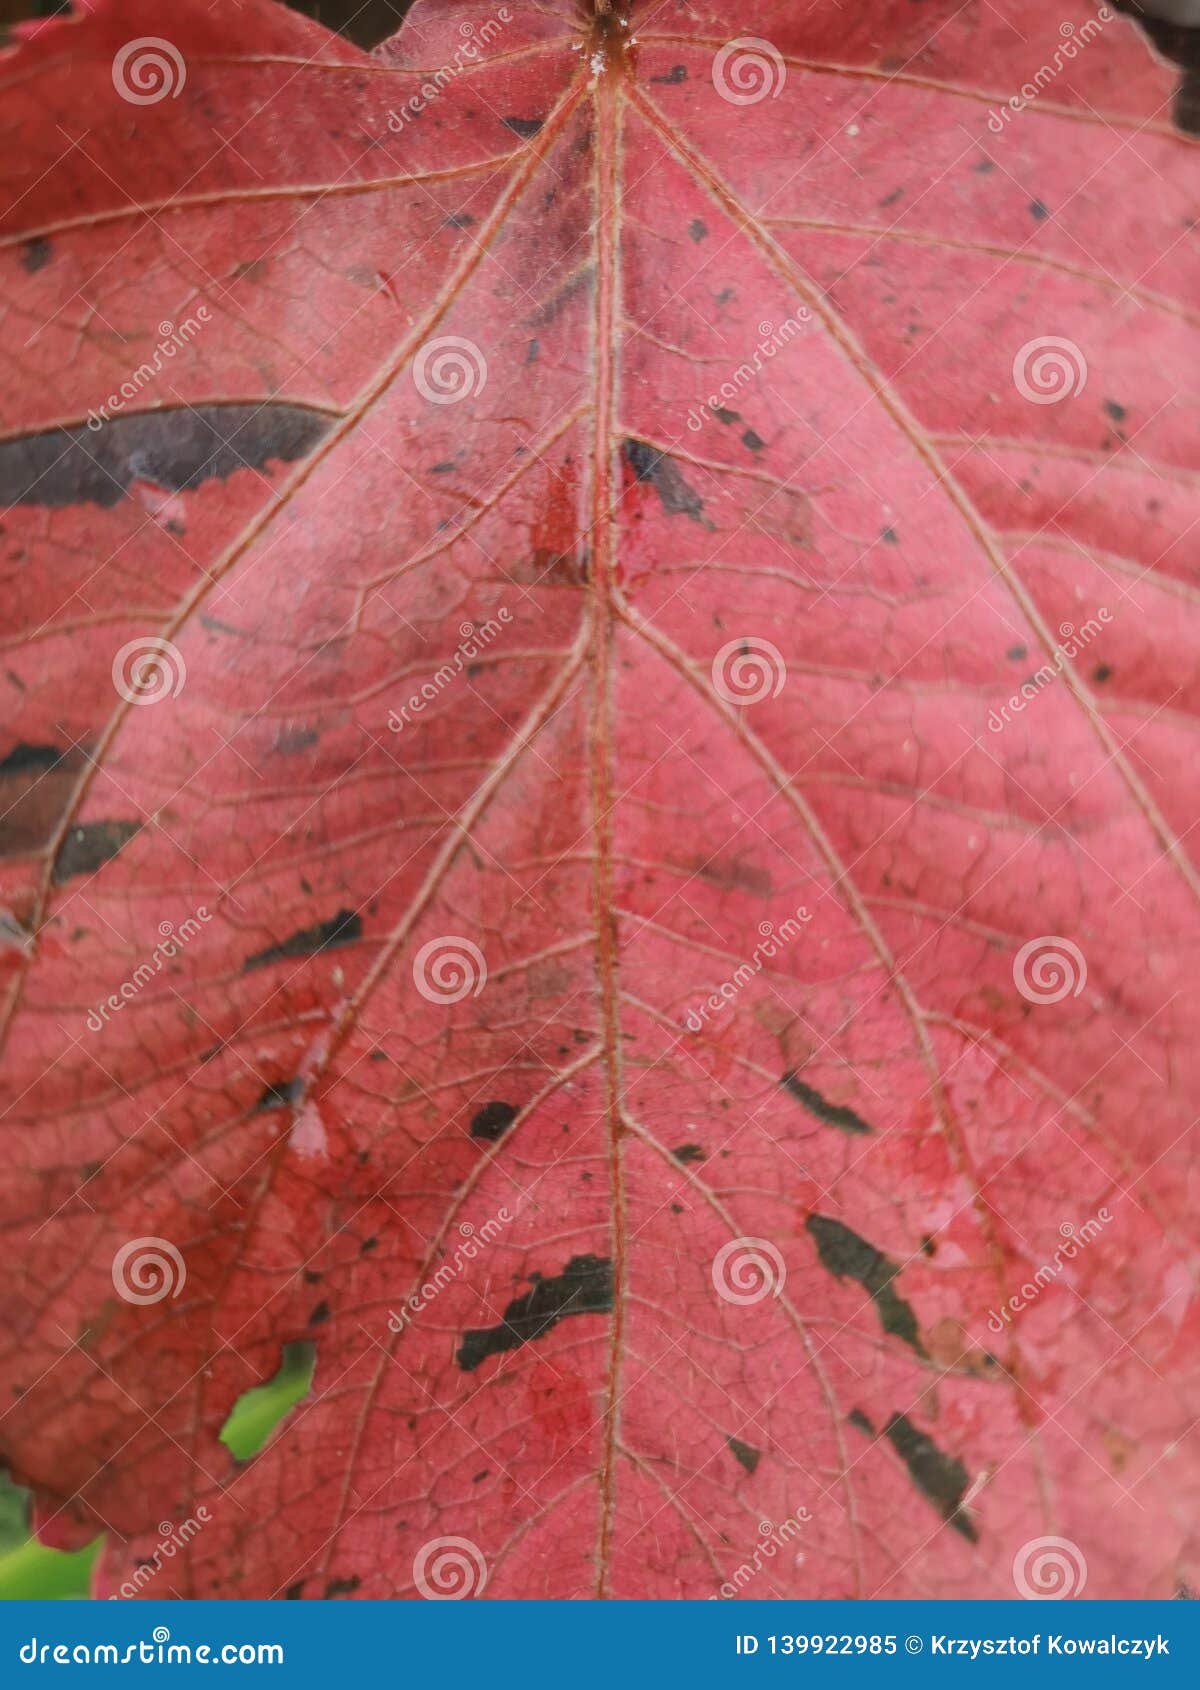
[0,0,1197,1600]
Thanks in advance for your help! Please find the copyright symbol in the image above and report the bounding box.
[905,1636,923,1654]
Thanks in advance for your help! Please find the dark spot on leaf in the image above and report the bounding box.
[622,438,705,521]
[456,1254,613,1372]
[742,429,765,452]
[255,1077,303,1113]
[21,237,52,273]
[53,820,140,884]
[243,908,361,972]
[0,742,62,778]
[324,1576,360,1597]
[1007,645,1028,662]
[781,1072,872,1135]
[1029,199,1049,220]
[881,526,899,544]
[651,64,687,84]
[714,407,740,425]
[360,1236,377,1253]
[469,1100,518,1141]
[689,218,708,242]
[1104,399,1127,422]
[727,1435,760,1475]
[882,1412,977,1541]
[1093,664,1113,683]
[284,1583,304,1599]
[308,1301,330,1326]
[921,1234,936,1258]
[671,1143,705,1164]
[806,1215,925,1356]
[503,115,544,137]
[847,1407,874,1436]
[0,403,331,510]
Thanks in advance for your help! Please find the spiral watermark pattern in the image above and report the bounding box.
[112,637,187,706]
[413,1535,488,1599]
[111,1237,186,1306]
[712,637,786,706]
[712,1237,787,1305]
[413,936,487,1004]
[413,336,488,404]
[112,39,186,105]
[712,38,787,105]
[1013,936,1087,1005]
[1012,337,1087,404]
[1013,1536,1088,1599]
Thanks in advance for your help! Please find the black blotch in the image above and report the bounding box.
[0,403,331,510]
[883,1412,977,1542]
[0,742,61,777]
[503,115,544,137]
[622,438,705,521]
[689,218,708,242]
[1006,644,1028,662]
[1029,199,1049,221]
[473,1470,488,1483]
[714,406,740,425]
[360,1236,378,1253]
[671,1142,705,1165]
[670,1202,684,1215]
[469,1100,518,1142]
[881,526,899,545]
[53,820,140,884]
[274,725,319,756]
[284,1583,304,1599]
[309,1301,331,1326]
[1093,664,1113,683]
[974,158,996,173]
[324,1576,360,1597]
[651,64,687,84]
[255,1077,303,1113]
[243,908,361,972]
[21,237,52,273]
[727,1435,760,1475]
[445,212,475,229]
[456,1254,613,1372]
[806,1215,925,1356]
[921,1234,937,1258]
[1114,2,1200,135]
[847,1407,874,1436]
[781,1071,872,1135]
[879,187,904,209]
[1104,399,1127,422]
[742,429,765,453]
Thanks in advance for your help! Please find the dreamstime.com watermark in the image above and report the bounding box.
[109,1511,212,1600]
[685,316,809,433]
[86,909,212,1031]
[987,1212,1112,1333]
[712,38,786,105]
[684,907,811,1031]
[388,612,512,732]
[710,1513,812,1598]
[988,10,1113,131]
[111,1237,186,1305]
[1013,1536,1088,1599]
[712,1237,787,1305]
[112,38,186,105]
[987,612,1112,732]
[412,1536,488,1599]
[386,10,512,131]
[388,1212,513,1333]
[19,1629,282,1666]
[87,308,211,428]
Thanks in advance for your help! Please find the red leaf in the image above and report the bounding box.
[1,0,1197,1601]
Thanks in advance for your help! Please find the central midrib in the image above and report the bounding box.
[587,60,628,1599]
